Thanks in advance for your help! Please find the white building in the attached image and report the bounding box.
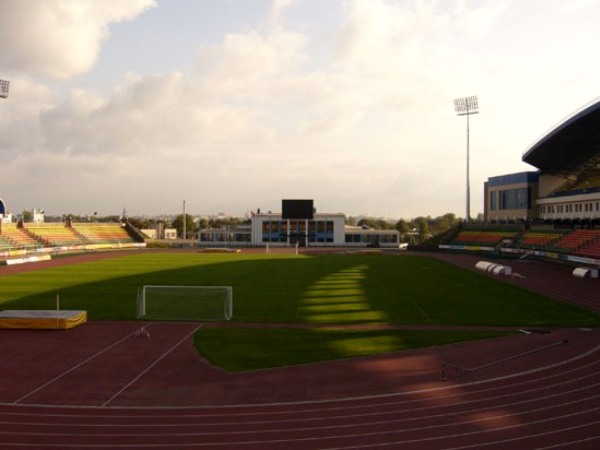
[198,212,400,248]
[251,212,346,247]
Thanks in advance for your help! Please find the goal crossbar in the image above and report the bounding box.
[137,285,233,322]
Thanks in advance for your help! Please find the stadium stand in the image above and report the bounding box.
[572,229,600,258]
[0,223,42,249]
[552,229,598,251]
[0,235,12,251]
[451,229,517,247]
[442,224,600,264]
[516,230,568,250]
[72,223,137,244]
[578,241,600,258]
[25,223,86,247]
[0,220,143,257]
[558,168,600,193]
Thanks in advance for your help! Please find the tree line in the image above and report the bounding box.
[132,212,474,241]
[17,210,478,242]
[347,213,478,241]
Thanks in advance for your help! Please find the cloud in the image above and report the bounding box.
[0,0,521,216]
[0,0,156,79]
[1,0,598,218]
[195,29,308,94]
[270,0,297,26]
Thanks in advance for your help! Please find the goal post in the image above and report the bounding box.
[137,285,233,322]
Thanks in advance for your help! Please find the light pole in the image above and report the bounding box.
[0,80,8,229]
[453,95,479,224]
[0,79,8,99]
[183,200,186,241]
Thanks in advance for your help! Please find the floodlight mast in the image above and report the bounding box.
[0,79,8,227]
[183,200,186,241]
[0,79,9,99]
[453,95,479,224]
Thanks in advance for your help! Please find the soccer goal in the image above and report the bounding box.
[137,285,233,322]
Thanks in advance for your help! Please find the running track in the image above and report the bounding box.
[0,250,599,449]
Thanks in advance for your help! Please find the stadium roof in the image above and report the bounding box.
[522,98,600,173]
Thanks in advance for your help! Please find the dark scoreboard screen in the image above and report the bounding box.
[282,199,314,220]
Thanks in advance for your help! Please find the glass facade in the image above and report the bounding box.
[344,233,398,244]
[261,220,335,243]
[490,191,497,211]
[199,230,250,242]
[492,187,531,211]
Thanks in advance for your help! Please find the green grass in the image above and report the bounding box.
[194,327,511,372]
[1,251,598,371]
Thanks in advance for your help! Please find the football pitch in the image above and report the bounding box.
[0,251,598,371]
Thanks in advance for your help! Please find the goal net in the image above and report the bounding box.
[137,285,233,322]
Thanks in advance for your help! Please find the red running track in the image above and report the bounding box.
[1,323,599,449]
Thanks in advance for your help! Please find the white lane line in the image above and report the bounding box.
[13,325,154,405]
[102,324,202,407]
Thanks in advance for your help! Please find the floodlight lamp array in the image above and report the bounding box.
[0,79,9,99]
[454,95,479,115]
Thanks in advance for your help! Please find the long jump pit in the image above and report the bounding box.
[0,310,87,330]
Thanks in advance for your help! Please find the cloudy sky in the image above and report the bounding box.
[0,0,599,219]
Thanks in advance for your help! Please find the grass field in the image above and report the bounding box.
[1,251,598,371]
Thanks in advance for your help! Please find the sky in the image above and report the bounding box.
[1,0,599,220]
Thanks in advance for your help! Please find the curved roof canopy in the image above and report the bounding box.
[522,98,600,173]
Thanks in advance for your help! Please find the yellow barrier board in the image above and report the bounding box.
[0,310,87,330]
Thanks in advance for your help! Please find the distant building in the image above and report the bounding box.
[251,212,346,246]
[197,210,400,248]
[199,224,251,245]
[164,228,177,240]
[484,172,539,223]
[32,209,45,224]
[140,229,157,239]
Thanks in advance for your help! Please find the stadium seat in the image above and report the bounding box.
[0,224,43,249]
[72,223,137,245]
[451,229,516,247]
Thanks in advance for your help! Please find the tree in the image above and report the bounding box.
[395,219,410,235]
[208,217,243,228]
[431,213,459,234]
[197,217,209,229]
[413,216,430,238]
[375,218,392,230]
[172,214,197,239]
[357,217,376,229]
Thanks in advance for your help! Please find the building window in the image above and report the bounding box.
[497,187,531,211]
[490,191,497,211]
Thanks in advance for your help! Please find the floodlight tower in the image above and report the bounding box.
[453,95,479,224]
[183,200,186,241]
[0,79,8,228]
[0,79,9,99]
